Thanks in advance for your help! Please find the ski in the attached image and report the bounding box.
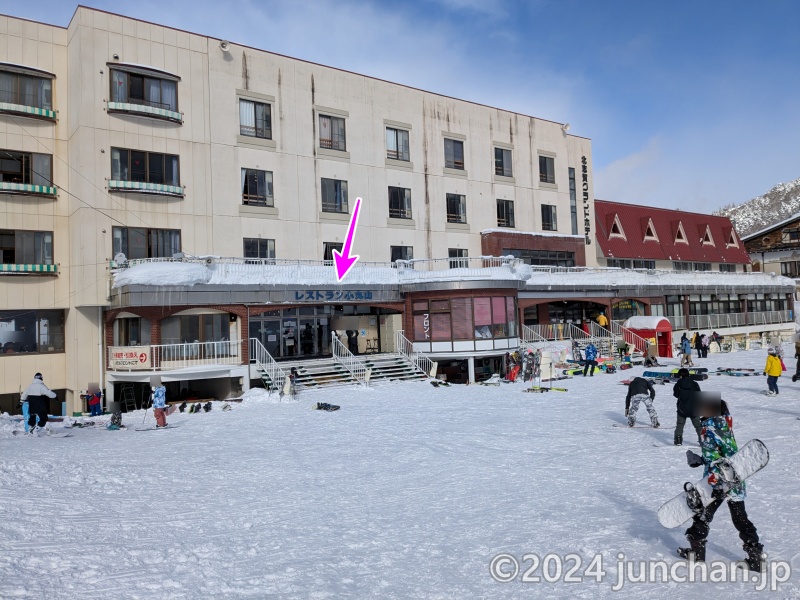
[612,424,675,429]
[525,387,568,393]
[12,430,72,437]
[135,424,180,432]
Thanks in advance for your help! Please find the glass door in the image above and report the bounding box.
[282,318,298,357]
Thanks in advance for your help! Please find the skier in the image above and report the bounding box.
[583,342,598,377]
[151,382,168,428]
[673,368,702,446]
[596,312,609,328]
[764,347,782,396]
[21,373,57,434]
[678,400,764,571]
[625,376,659,427]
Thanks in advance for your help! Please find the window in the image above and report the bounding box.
[446,193,467,224]
[386,128,410,161]
[323,242,343,262]
[0,309,65,354]
[725,229,739,247]
[634,260,656,269]
[505,248,575,268]
[390,246,414,262]
[541,204,557,231]
[412,296,516,342]
[161,313,231,345]
[673,222,688,244]
[321,178,348,213]
[494,148,512,177]
[568,167,578,235]
[111,148,180,186]
[608,214,626,239]
[643,219,658,241]
[388,187,412,219]
[243,238,275,260]
[781,229,800,243]
[609,259,655,269]
[448,248,468,269]
[781,261,800,277]
[110,69,177,112]
[0,70,52,110]
[112,227,181,260]
[701,225,715,246]
[0,150,52,187]
[241,168,274,207]
[719,263,737,273]
[0,230,53,265]
[497,200,515,228]
[672,261,692,271]
[539,155,555,184]
[319,115,346,151]
[113,317,151,346]
[694,262,712,271]
[239,99,272,139]
[444,139,464,170]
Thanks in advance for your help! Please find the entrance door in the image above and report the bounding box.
[299,319,316,356]
[282,318,298,357]
[250,318,281,357]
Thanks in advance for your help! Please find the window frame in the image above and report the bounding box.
[388,186,412,219]
[446,193,467,224]
[444,138,465,170]
[497,199,515,228]
[321,178,349,214]
[110,148,181,187]
[243,238,276,261]
[505,248,575,268]
[319,114,347,151]
[239,98,272,140]
[0,309,65,355]
[0,229,53,265]
[241,168,274,207]
[112,226,181,261]
[541,204,558,231]
[386,127,410,161]
[390,245,414,263]
[0,149,52,186]
[109,68,179,112]
[539,155,555,184]
[0,69,53,111]
[323,242,343,262]
[494,147,512,177]
[448,248,468,269]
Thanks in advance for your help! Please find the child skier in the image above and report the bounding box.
[764,347,782,396]
[625,376,659,427]
[151,383,168,428]
[678,400,764,571]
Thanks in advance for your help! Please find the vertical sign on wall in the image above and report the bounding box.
[581,156,591,245]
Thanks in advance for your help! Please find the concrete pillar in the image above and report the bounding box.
[468,356,475,384]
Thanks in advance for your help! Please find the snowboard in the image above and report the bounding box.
[643,370,708,382]
[714,371,763,377]
[657,439,769,529]
[612,424,675,429]
[717,367,755,372]
[13,430,72,438]
[525,386,568,393]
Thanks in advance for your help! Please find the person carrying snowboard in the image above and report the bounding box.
[625,376,659,427]
[678,399,764,571]
[21,373,57,434]
[151,383,168,428]
[764,347,782,396]
[673,368,702,446]
[583,342,598,377]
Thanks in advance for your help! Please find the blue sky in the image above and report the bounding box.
[7,0,800,212]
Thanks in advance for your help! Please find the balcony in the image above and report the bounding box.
[108,180,184,197]
[0,263,57,275]
[664,311,793,331]
[0,181,57,197]
[107,100,182,124]
[0,90,56,122]
[108,340,242,371]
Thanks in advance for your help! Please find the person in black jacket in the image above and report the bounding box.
[626,377,659,427]
[673,368,702,446]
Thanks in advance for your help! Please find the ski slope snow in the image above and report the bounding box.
[1,347,799,598]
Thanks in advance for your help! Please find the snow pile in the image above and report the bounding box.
[238,386,294,404]
[624,316,670,329]
[1,347,798,597]
[113,261,210,287]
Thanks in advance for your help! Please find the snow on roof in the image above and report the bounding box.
[623,316,671,330]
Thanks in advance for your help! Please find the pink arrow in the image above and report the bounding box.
[332,197,362,281]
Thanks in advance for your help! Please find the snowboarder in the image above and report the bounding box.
[21,373,57,434]
[596,312,609,328]
[679,336,694,367]
[764,347,782,396]
[616,338,628,361]
[107,411,124,430]
[678,400,764,571]
[151,383,168,428]
[673,368,702,446]
[583,342,598,377]
[625,376,659,427]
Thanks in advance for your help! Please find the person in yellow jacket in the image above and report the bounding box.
[596,312,609,328]
[764,347,782,396]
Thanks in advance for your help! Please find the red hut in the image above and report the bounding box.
[623,316,673,358]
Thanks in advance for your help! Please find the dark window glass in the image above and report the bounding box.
[494,147,512,177]
[112,226,180,260]
[0,229,53,265]
[446,194,467,223]
[539,155,555,184]
[568,167,578,235]
[388,187,412,219]
[323,242,343,262]
[239,99,272,139]
[0,150,51,186]
[244,238,275,261]
[321,178,348,213]
[444,139,464,170]
[505,248,575,268]
[390,246,414,262]
[0,309,65,354]
[148,153,164,184]
[541,204,557,231]
[111,148,180,186]
[497,200,514,228]
[448,248,468,269]
[242,168,274,207]
[130,151,147,182]
[319,115,346,151]
[386,128,410,161]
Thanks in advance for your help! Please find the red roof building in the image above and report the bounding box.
[594,200,751,270]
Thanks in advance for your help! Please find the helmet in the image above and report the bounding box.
[34,372,43,380]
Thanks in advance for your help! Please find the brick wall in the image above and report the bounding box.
[480,231,587,265]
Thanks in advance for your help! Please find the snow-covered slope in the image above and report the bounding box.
[715,178,800,237]
[1,349,799,597]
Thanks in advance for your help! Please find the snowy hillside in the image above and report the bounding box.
[2,349,800,598]
[715,177,800,237]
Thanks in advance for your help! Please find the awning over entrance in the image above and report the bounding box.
[106,366,240,383]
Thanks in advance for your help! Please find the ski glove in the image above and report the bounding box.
[686,450,704,468]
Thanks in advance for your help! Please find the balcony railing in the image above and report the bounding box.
[108,179,184,197]
[319,138,346,151]
[664,311,793,331]
[0,90,56,121]
[447,212,467,224]
[107,100,182,124]
[0,181,57,197]
[108,340,242,371]
[388,206,412,219]
[242,194,274,207]
[497,216,515,228]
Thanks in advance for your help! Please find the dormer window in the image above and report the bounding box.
[108,64,181,123]
[725,229,739,248]
[673,221,688,245]
[643,218,659,242]
[0,63,56,121]
[701,225,715,246]
[609,214,626,240]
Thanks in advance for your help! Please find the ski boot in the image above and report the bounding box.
[652,418,660,429]
[178,401,187,413]
[203,402,212,412]
[677,536,706,562]
[674,435,683,446]
[742,542,764,572]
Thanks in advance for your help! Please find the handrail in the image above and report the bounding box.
[331,332,369,387]
[108,340,242,371]
[249,338,287,394]
[394,330,437,378]
[609,321,653,355]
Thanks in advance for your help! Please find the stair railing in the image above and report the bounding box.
[331,332,369,387]
[394,330,437,378]
[249,338,287,394]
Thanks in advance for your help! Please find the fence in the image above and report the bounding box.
[331,332,369,387]
[249,338,287,393]
[395,330,436,378]
[108,340,242,371]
